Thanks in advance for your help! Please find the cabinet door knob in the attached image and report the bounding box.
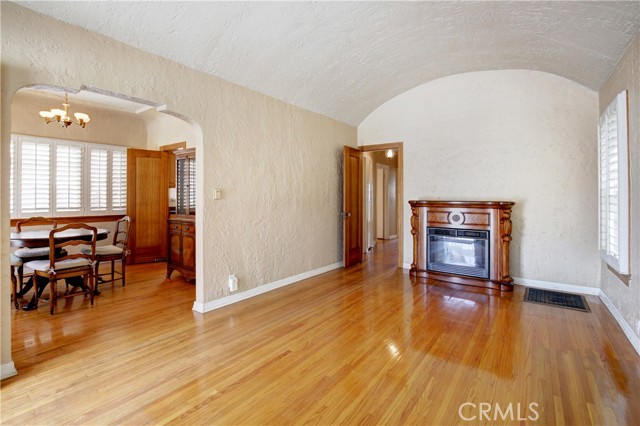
[185,226,189,230]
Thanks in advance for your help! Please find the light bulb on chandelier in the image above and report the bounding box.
[39,93,90,128]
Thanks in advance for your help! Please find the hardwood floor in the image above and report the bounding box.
[2,240,639,425]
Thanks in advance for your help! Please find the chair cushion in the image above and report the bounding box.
[14,247,50,258]
[81,245,123,256]
[25,258,92,272]
[10,254,23,267]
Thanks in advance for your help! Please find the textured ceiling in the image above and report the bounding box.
[16,1,640,125]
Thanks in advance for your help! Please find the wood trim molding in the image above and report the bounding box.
[10,215,124,227]
[159,141,187,152]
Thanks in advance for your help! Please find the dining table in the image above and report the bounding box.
[10,227,110,309]
[10,227,110,248]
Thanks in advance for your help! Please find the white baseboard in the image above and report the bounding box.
[193,262,342,313]
[513,276,601,295]
[599,291,640,356]
[1,362,17,380]
[514,276,639,356]
[402,263,411,270]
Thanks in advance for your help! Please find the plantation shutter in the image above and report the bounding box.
[598,90,629,274]
[90,148,108,211]
[10,139,15,215]
[189,157,195,212]
[20,140,50,214]
[56,144,83,212]
[112,149,127,211]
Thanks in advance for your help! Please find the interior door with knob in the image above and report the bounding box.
[127,149,169,264]
[343,145,363,267]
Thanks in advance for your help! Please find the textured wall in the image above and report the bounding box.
[16,2,640,125]
[144,110,196,150]
[599,34,640,341]
[11,91,147,148]
[358,70,599,287]
[0,4,355,373]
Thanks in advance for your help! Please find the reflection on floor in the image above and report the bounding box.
[4,241,639,425]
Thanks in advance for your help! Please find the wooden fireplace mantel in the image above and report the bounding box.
[409,200,515,291]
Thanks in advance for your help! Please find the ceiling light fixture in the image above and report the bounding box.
[385,149,395,159]
[39,93,90,128]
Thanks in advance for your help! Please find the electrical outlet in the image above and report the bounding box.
[213,188,222,200]
[228,274,238,292]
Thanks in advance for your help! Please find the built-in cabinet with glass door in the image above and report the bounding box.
[167,148,196,280]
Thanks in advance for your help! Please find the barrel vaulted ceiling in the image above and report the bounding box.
[16,1,640,126]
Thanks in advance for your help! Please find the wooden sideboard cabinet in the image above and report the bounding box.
[409,200,514,291]
[167,218,195,280]
[167,148,196,281]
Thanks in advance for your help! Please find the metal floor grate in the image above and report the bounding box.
[524,288,590,313]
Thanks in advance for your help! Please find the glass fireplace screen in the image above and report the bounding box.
[427,227,489,279]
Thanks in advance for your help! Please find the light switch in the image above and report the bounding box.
[213,188,222,200]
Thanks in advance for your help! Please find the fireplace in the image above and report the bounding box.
[427,227,489,279]
[408,200,514,291]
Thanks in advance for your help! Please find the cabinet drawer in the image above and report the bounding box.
[182,223,195,233]
[169,222,181,231]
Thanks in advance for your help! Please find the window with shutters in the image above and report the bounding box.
[90,147,108,211]
[9,134,127,217]
[598,90,629,275]
[20,138,51,214]
[56,143,83,212]
[111,149,127,211]
[10,138,15,215]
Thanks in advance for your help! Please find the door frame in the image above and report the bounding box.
[360,142,404,268]
[343,146,364,267]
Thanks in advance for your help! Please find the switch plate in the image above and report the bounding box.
[213,188,222,200]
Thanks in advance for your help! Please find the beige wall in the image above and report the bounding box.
[599,34,640,344]
[144,110,196,150]
[11,91,147,148]
[1,3,356,376]
[358,70,600,287]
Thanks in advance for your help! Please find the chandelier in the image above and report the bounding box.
[39,93,90,128]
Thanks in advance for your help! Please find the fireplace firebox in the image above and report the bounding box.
[427,228,489,279]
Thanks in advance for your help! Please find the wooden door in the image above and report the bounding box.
[127,149,169,264]
[343,146,363,267]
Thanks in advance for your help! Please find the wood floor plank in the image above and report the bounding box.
[2,240,639,425]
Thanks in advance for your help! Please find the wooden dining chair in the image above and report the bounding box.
[12,217,59,305]
[23,223,97,315]
[82,216,131,292]
[10,254,23,309]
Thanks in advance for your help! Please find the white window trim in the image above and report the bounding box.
[598,90,629,275]
[10,134,127,218]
